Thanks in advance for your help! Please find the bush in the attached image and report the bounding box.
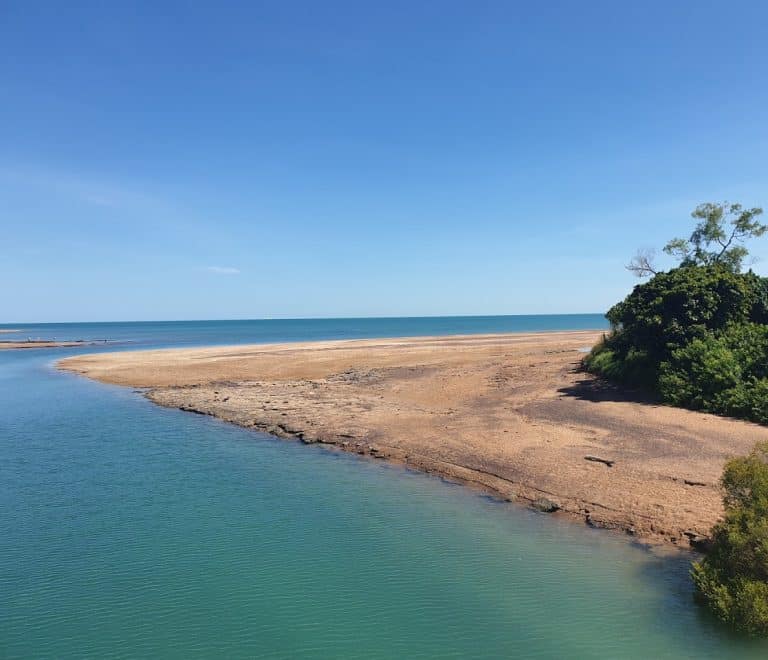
[583,342,621,379]
[585,340,657,388]
[658,323,768,423]
[585,265,768,423]
[747,272,768,325]
[692,442,768,636]
[603,265,759,385]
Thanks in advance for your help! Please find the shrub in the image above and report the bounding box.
[692,442,768,635]
[585,265,768,423]
[604,265,758,385]
[583,342,620,378]
[657,323,768,423]
[585,340,656,387]
[747,272,768,324]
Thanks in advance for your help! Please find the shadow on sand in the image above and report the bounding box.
[557,367,661,406]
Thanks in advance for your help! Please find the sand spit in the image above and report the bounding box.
[2,341,83,350]
[59,331,768,548]
[1,338,117,350]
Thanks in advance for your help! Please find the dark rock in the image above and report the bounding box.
[584,455,615,467]
[684,479,708,487]
[179,405,209,415]
[532,497,560,513]
[683,530,712,552]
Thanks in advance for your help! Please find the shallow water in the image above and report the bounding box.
[2,317,766,658]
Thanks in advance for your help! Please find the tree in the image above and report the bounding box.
[692,441,768,636]
[628,202,765,278]
[585,262,768,422]
[626,248,658,278]
[594,265,760,387]
[664,202,766,271]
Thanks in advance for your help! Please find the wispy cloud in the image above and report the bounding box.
[205,266,240,274]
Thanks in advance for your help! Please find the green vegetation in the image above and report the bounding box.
[627,202,767,277]
[588,202,768,634]
[585,202,768,423]
[692,442,768,636]
[662,202,767,271]
[659,323,768,422]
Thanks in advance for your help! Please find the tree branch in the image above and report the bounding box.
[626,250,658,278]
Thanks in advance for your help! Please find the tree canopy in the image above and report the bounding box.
[587,202,768,423]
[628,202,765,278]
[594,201,768,636]
[692,441,768,636]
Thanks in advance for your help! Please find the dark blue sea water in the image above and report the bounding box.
[2,316,766,658]
[0,314,607,350]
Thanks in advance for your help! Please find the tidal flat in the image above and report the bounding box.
[60,330,768,548]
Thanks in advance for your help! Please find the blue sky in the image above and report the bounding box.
[2,1,767,322]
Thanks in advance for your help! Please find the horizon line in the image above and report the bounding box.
[0,312,607,326]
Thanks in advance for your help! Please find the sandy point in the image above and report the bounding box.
[59,330,768,548]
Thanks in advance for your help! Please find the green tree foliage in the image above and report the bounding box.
[585,201,768,423]
[594,202,768,635]
[692,442,768,635]
[627,202,765,278]
[664,203,766,272]
[585,266,763,390]
[659,323,768,421]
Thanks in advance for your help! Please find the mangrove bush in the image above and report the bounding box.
[692,442,768,636]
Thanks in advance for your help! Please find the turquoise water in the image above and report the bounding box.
[2,317,767,658]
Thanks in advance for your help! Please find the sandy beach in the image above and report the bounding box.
[59,330,768,548]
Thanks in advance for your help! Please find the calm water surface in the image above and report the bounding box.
[0,314,607,349]
[2,317,766,658]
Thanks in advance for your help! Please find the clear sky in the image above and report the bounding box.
[2,1,767,322]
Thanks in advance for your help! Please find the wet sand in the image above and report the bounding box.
[59,331,768,548]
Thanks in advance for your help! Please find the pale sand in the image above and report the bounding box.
[59,331,768,548]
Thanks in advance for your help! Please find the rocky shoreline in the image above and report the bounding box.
[147,386,711,551]
[60,331,768,550]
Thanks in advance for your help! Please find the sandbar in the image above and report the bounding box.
[2,340,86,350]
[59,330,768,548]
